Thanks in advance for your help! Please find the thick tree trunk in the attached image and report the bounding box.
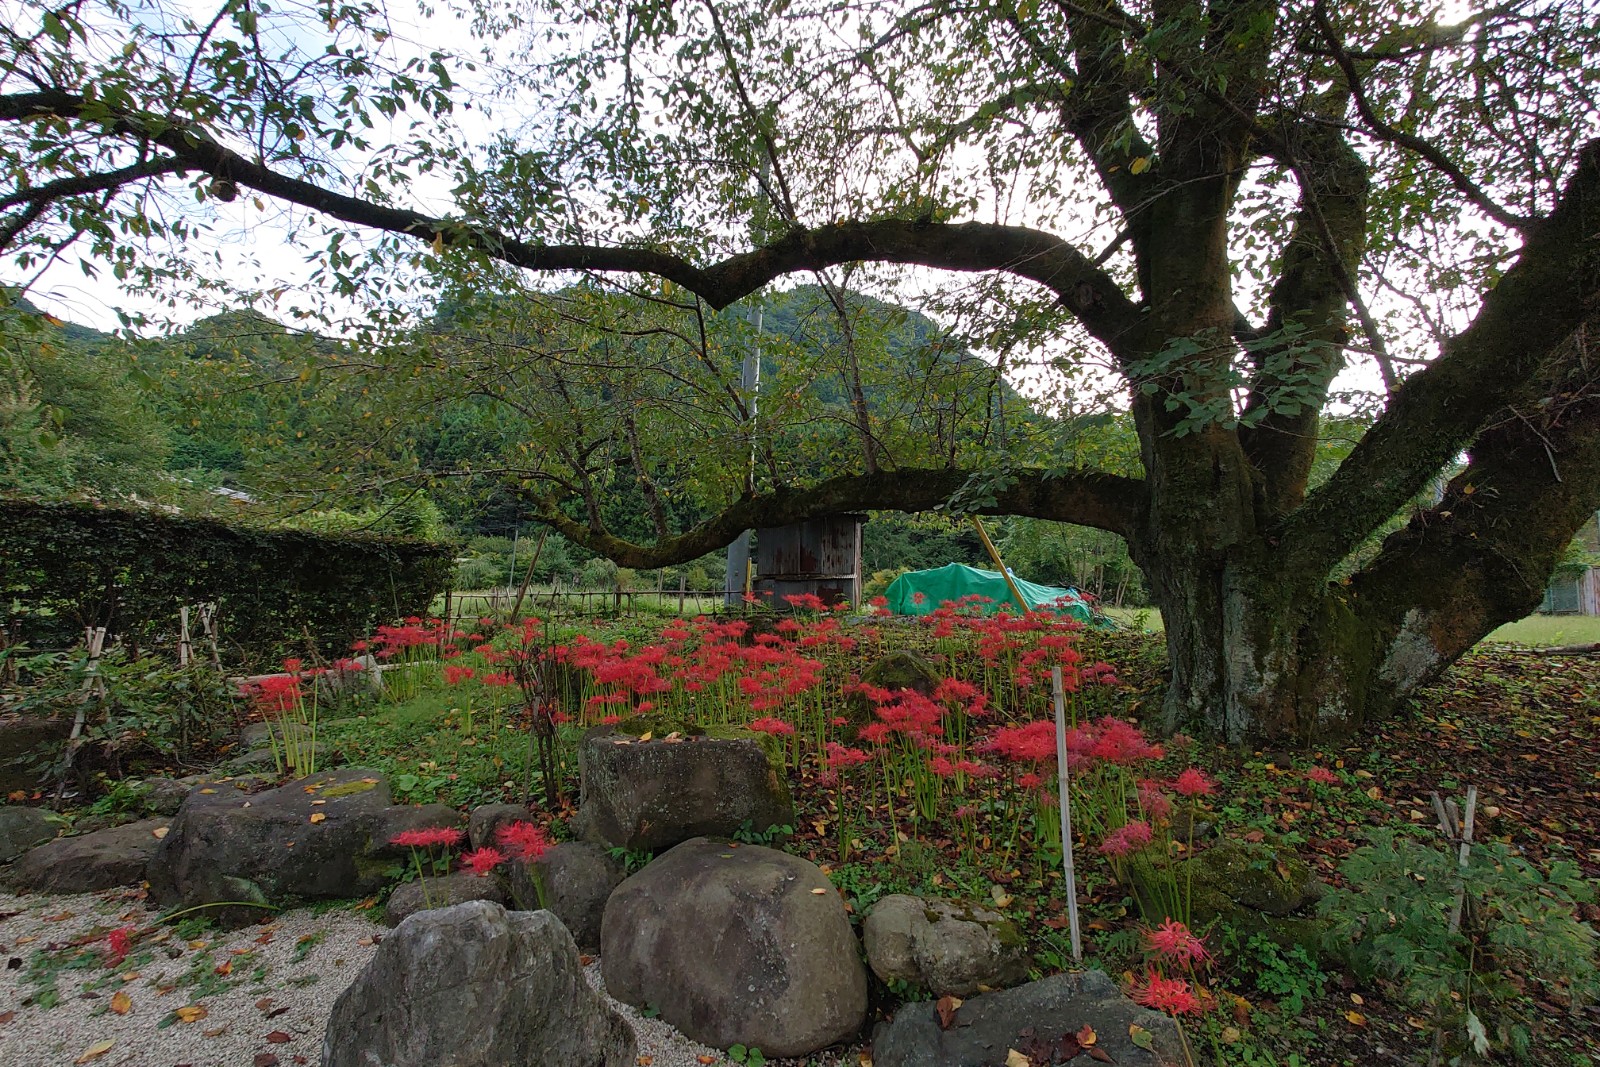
[1139,328,1600,744]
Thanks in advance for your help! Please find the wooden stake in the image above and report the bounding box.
[1051,666,1083,963]
[970,516,1030,614]
[178,605,193,667]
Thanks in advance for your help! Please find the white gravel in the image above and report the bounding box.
[0,888,862,1067]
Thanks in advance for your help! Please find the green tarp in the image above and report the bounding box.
[884,562,1095,621]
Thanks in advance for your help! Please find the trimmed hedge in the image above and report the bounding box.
[1,499,454,668]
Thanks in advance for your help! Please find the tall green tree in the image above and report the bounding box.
[3,0,1599,741]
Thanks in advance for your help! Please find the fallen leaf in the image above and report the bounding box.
[175,1004,208,1024]
[110,990,132,1015]
[187,940,208,950]
[253,1054,280,1067]
[356,936,375,947]
[1345,1010,1367,1026]
[152,826,169,839]
[1004,1050,1030,1067]
[309,813,326,824]
[935,995,962,1030]
[810,887,828,895]
[1077,1024,1096,1046]
[1086,1050,1113,1064]
[990,885,1014,908]
[199,788,217,794]
[203,1024,229,1037]
[697,1058,716,1066]
[638,731,652,741]
[266,1031,291,1043]
[1350,993,1364,1005]
[1221,1025,1241,1043]
[1129,1023,1156,1050]
[75,1040,114,1063]
[637,1058,654,1066]
[214,960,233,977]
[0,1009,14,1024]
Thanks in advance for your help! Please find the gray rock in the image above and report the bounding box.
[0,805,58,864]
[384,870,508,927]
[220,740,331,776]
[871,970,1187,1067]
[576,725,793,852]
[601,838,866,1057]
[468,802,530,850]
[507,841,626,952]
[147,768,463,926]
[325,900,635,1067]
[136,777,190,816]
[241,720,316,751]
[5,818,169,893]
[863,895,1030,997]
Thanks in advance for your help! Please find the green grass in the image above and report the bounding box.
[1483,614,1600,647]
[1104,606,1163,632]
[1101,607,1599,648]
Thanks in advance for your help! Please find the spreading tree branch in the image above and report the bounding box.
[526,466,1148,569]
[0,90,1144,360]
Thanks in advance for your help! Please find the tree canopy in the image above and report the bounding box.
[3,0,1599,741]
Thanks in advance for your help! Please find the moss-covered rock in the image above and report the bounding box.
[1129,839,1330,958]
[845,650,943,726]
[574,724,795,852]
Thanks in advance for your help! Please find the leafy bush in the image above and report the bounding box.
[0,498,453,667]
[1319,828,1599,1059]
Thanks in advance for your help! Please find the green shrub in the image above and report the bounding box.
[1319,827,1599,1059]
[0,498,453,667]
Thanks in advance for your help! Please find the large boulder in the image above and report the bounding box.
[468,802,530,850]
[325,900,635,1067]
[872,970,1187,1067]
[575,725,793,852]
[863,895,1030,997]
[506,840,627,952]
[384,870,508,927]
[601,838,866,1057]
[0,805,57,864]
[4,818,169,892]
[147,768,462,926]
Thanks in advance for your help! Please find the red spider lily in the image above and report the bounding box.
[351,639,369,652]
[1137,779,1174,821]
[105,926,134,965]
[460,847,506,876]
[1143,919,1211,965]
[443,665,476,685]
[240,674,302,714]
[480,672,514,686]
[282,657,304,673]
[984,721,1056,763]
[1306,766,1340,785]
[1130,970,1204,1015]
[748,717,796,736]
[389,827,465,849]
[496,821,552,862]
[825,742,872,769]
[1173,768,1217,797]
[1097,820,1155,856]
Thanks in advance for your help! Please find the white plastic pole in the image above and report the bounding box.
[1052,665,1083,962]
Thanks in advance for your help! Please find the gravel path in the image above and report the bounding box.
[0,888,861,1067]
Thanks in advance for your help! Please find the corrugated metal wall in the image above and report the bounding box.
[753,515,864,608]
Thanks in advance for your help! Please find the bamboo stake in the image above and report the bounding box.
[970,516,1030,614]
[178,605,193,667]
[1051,665,1083,963]
[509,527,550,621]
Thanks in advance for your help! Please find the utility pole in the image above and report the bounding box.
[725,159,770,608]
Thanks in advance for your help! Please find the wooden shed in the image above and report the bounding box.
[753,515,864,609]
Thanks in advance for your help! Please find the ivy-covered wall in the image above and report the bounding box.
[0,499,454,667]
